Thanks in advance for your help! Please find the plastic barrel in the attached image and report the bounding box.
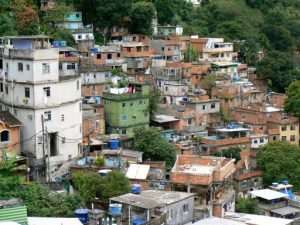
[272,182,279,187]
[109,204,122,216]
[53,41,59,47]
[75,208,89,223]
[108,140,119,149]
[282,180,289,185]
[99,169,112,177]
[132,184,141,194]
[132,218,147,225]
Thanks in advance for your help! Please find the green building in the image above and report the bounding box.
[103,83,150,137]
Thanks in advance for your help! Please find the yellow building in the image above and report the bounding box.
[279,123,299,146]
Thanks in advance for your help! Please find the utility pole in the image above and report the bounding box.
[41,114,46,181]
[45,126,51,182]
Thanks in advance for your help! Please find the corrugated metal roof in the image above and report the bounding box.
[0,206,27,224]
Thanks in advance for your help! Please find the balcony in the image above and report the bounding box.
[102,91,148,101]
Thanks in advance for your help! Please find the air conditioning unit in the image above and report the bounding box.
[23,98,28,104]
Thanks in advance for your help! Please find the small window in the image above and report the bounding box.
[97,54,101,59]
[183,203,189,213]
[282,126,287,131]
[260,138,264,143]
[122,115,126,121]
[107,54,112,59]
[162,47,164,51]
[202,105,206,110]
[117,53,120,57]
[281,136,287,141]
[122,128,126,134]
[273,136,277,141]
[253,139,258,144]
[137,46,142,52]
[0,83,3,92]
[18,62,23,71]
[42,63,50,74]
[1,130,10,142]
[76,13,80,18]
[61,114,64,121]
[43,87,50,97]
[25,87,30,98]
[26,64,30,71]
[291,124,296,131]
[122,102,126,108]
[139,100,142,105]
[59,63,62,70]
[13,109,17,116]
[130,102,133,107]
[211,103,216,109]
[44,111,51,121]
[5,85,8,95]
[165,86,168,91]
[67,63,76,70]
[290,135,296,142]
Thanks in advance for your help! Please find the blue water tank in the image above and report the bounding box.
[90,47,99,53]
[99,169,112,177]
[53,41,59,47]
[109,204,122,216]
[177,109,185,112]
[132,184,141,194]
[108,140,119,149]
[272,182,279,187]
[282,180,289,185]
[75,208,89,223]
[132,218,147,225]
[60,41,67,47]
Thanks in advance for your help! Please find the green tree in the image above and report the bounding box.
[257,141,300,190]
[149,89,161,121]
[183,45,199,62]
[130,2,155,35]
[285,80,300,118]
[154,0,175,25]
[214,147,241,163]
[133,127,177,167]
[236,198,261,214]
[202,74,216,97]
[94,155,105,167]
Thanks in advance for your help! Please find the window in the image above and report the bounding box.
[67,63,76,70]
[42,63,50,74]
[183,203,189,213]
[59,63,62,70]
[43,87,50,97]
[97,54,101,59]
[107,54,112,59]
[290,135,296,142]
[122,115,126,121]
[1,130,10,142]
[161,47,164,51]
[25,87,30,98]
[44,111,51,121]
[260,138,264,143]
[188,118,192,125]
[139,100,142,105]
[165,86,168,91]
[130,102,133,107]
[281,136,287,141]
[281,126,287,131]
[18,62,23,71]
[137,47,142,52]
[76,13,80,18]
[92,85,96,91]
[0,83,3,92]
[291,124,296,131]
[273,136,277,141]
[122,128,126,134]
[117,53,120,57]
[26,64,30,71]
[122,102,126,108]
[253,139,258,144]
[77,80,80,90]
[5,85,8,95]
[202,105,206,110]
[61,114,64,121]
[78,35,82,40]
[13,109,17,116]
[211,103,216,109]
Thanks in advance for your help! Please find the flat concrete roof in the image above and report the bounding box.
[110,190,194,209]
[250,189,288,200]
[154,114,179,123]
[180,164,214,175]
[271,207,300,216]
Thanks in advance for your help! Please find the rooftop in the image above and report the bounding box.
[0,111,22,127]
[193,217,243,225]
[250,189,288,200]
[110,190,194,209]
[126,164,150,180]
[4,35,49,40]
[270,207,300,216]
[154,115,179,123]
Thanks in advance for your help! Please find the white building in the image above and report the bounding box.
[186,0,201,8]
[0,36,82,181]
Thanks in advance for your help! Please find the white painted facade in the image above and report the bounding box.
[0,38,82,180]
[250,135,268,149]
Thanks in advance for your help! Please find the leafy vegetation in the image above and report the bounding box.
[257,141,300,190]
[72,170,131,205]
[214,147,242,163]
[133,127,177,167]
[236,198,261,214]
[285,80,300,118]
